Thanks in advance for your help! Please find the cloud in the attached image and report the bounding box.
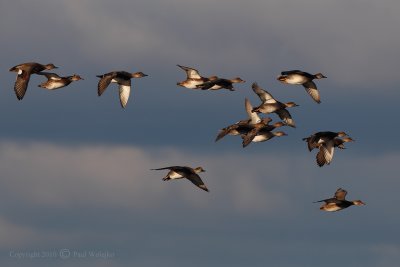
[3,0,400,88]
[0,140,399,266]
[0,141,292,214]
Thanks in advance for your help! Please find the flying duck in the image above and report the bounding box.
[176,65,208,89]
[97,71,148,108]
[277,70,326,103]
[151,166,208,192]
[9,62,58,100]
[315,188,365,212]
[302,131,353,167]
[37,72,83,90]
[251,82,298,127]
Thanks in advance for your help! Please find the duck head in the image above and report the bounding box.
[194,167,206,173]
[314,73,327,79]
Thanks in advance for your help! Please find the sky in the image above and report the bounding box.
[0,0,399,266]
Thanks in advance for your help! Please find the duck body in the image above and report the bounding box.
[151,166,208,192]
[9,62,58,100]
[97,71,147,108]
[277,70,326,103]
[38,73,83,90]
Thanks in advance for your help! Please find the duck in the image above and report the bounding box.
[196,76,245,91]
[303,131,349,151]
[9,62,58,100]
[302,131,352,167]
[315,188,365,212]
[251,82,298,127]
[215,98,270,142]
[277,70,326,103]
[37,72,83,90]
[151,166,208,192]
[242,130,287,148]
[176,65,208,89]
[97,71,148,108]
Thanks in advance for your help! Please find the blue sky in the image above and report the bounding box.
[0,0,399,266]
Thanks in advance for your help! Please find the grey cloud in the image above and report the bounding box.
[3,0,400,88]
[0,141,398,266]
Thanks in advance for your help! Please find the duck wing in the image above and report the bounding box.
[313,197,339,204]
[97,73,116,96]
[241,127,261,148]
[245,98,261,124]
[303,135,319,152]
[334,188,347,200]
[14,70,31,100]
[276,109,295,128]
[177,65,202,79]
[183,172,209,192]
[118,79,131,108]
[316,141,335,167]
[215,123,243,142]
[281,70,304,75]
[303,81,321,103]
[151,166,182,171]
[251,82,276,103]
[196,78,229,90]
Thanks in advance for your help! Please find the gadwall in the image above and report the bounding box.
[38,72,83,90]
[314,188,365,212]
[97,71,148,108]
[277,70,326,103]
[9,62,58,100]
[251,82,298,127]
[176,65,208,89]
[151,166,208,192]
[303,131,353,167]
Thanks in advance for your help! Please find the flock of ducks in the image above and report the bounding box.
[8,62,364,212]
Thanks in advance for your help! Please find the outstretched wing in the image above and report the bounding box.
[316,141,335,167]
[241,127,261,148]
[97,73,116,96]
[118,79,131,108]
[151,166,181,171]
[215,124,240,142]
[276,109,295,128]
[251,82,276,103]
[14,71,31,100]
[177,65,202,79]
[182,172,209,192]
[303,81,321,103]
[245,98,261,124]
[334,188,347,200]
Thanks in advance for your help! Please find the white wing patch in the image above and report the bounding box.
[119,85,131,108]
